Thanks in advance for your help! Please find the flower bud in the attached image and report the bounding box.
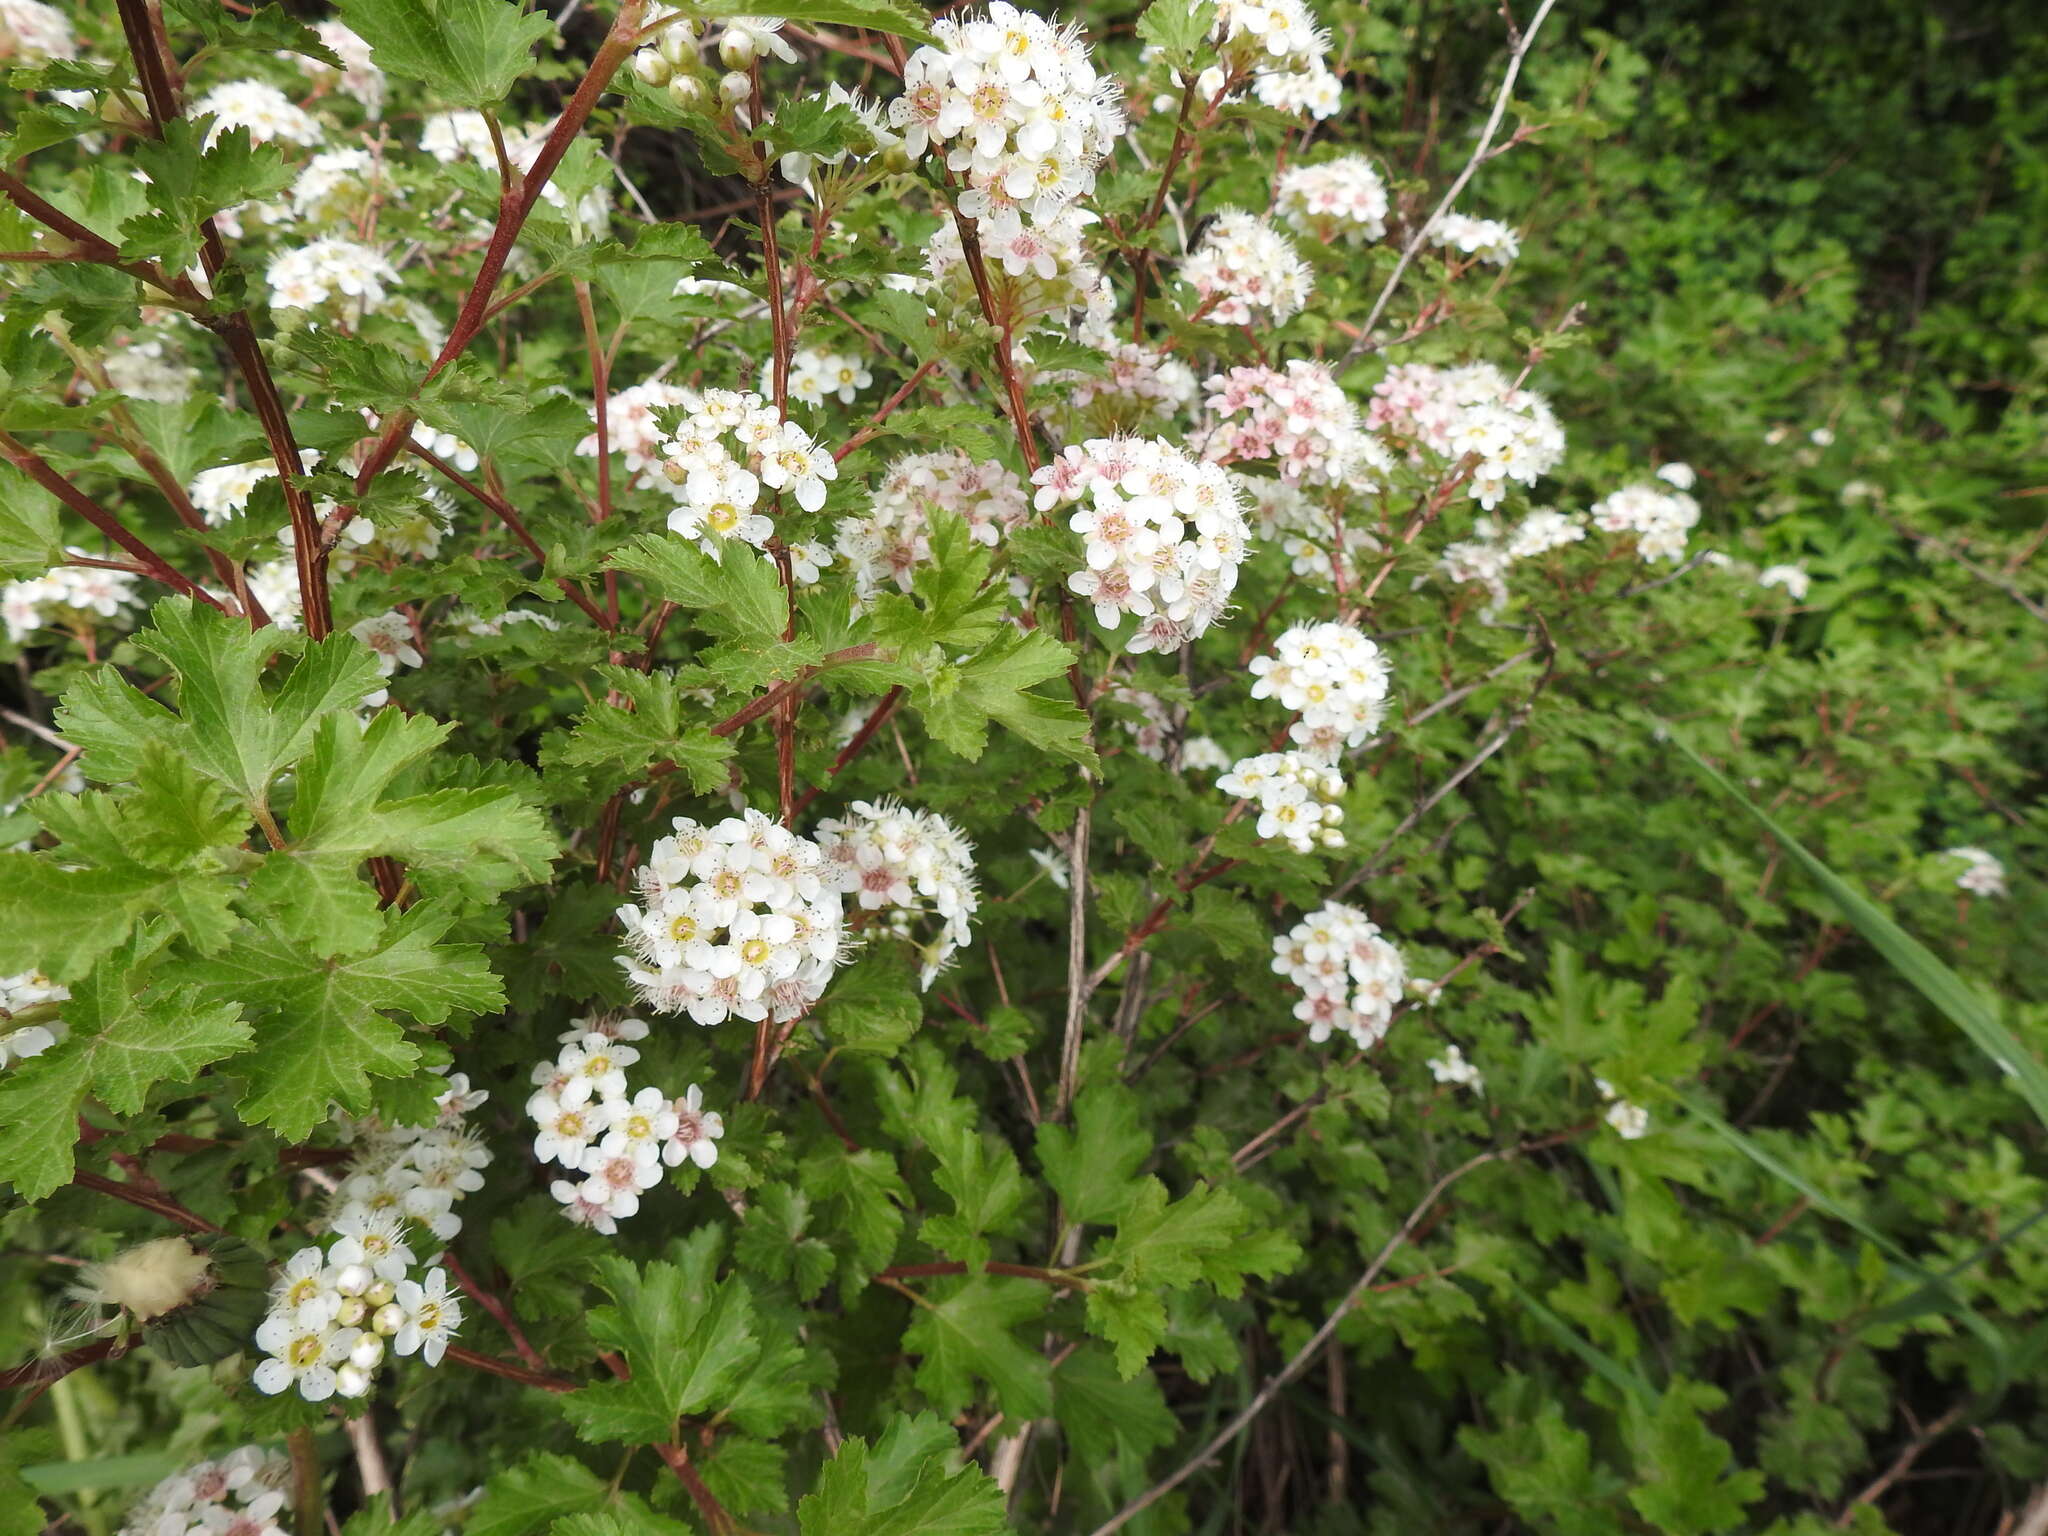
[334,1363,372,1398]
[372,1302,405,1336]
[335,1295,368,1327]
[349,1333,386,1370]
[881,141,914,174]
[632,49,671,87]
[717,28,757,69]
[364,1280,397,1308]
[666,74,708,111]
[717,71,752,107]
[657,21,699,67]
[331,1263,372,1296]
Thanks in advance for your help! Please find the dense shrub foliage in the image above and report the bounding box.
[2,0,2043,1533]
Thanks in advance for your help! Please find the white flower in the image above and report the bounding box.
[1587,479,1702,564]
[1594,1076,1651,1139]
[664,1084,726,1169]
[0,0,77,62]
[350,611,423,677]
[1427,1043,1484,1093]
[1427,211,1521,266]
[528,1089,606,1167]
[327,1205,415,1283]
[1200,360,1389,492]
[1217,752,1346,852]
[1655,462,1697,490]
[389,1268,461,1365]
[597,1085,679,1164]
[552,1032,640,1107]
[1946,846,2007,899]
[266,238,400,320]
[1758,564,1810,601]
[0,1023,56,1067]
[836,449,1031,602]
[889,3,1124,229]
[251,1313,357,1401]
[1248,620,1394,762]
[266,1246,341,1328]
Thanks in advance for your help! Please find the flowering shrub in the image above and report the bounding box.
[2,0,2044,1533]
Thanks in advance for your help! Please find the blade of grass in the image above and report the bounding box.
[1457,1275,1658,1407]
[1667,732,2048,1130]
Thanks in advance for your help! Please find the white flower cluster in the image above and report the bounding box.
[420,112,612,238]
[1058,340,1198,425]
[1589,480,1702,562]
[652,388,839,550]
[252,1075,487,1401]
[1110,685,1174,761]
[835,449,1030,602]
[1236,474,1381,589]
[765,345,874,408]
[286,147,391,227]
[1181,211,1313,326]
[101,338,199,404]
[1758,563,1811,601]
[891,1,1125,233]
[3,558,140,644]
[0,0,77,63]
[1368,362,1567,510]
[1946,846,2007,899]
[1201,361,1391,490]
[192,79,323,148]
[579,377,695,485]
[0,967,64,1069]
[1428,1043,1484,1093]
[1032,435,1251,655]
[299,20,386,118]
[616,810,847,1025]
[1435,507,1588,611]
[1216,751,1345,852]
[187,450,320,527]
[1276,157,1388,243]
[327,1077,492,1245]
[817,799,980,988]
[1249,620,1394,762]
[1208,0,1340,120]
[1427,212,1521,266]
[1272,903,1409,1048]
[117,1446,290,1536]
[527,1020,725,1235]
[1595,1077,1650,1140]
[1182,735,1232,771]
[924,205,1106,318]
[266,236,400,320]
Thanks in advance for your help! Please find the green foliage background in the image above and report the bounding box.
[2,0,2045,1532]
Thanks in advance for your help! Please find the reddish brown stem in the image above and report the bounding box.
[338,2,649,514]
[0,430,227,613]
[572,280,620,628]
[790,686,903,817]
[71,1169,226,1235]
[441,1251,548,1370]
[1,1334,129,1393]
[441,1343,578,1394]
[408,442,611,628]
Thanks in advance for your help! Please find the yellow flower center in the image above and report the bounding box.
[740,937,771,965]
[288,1334,324,1367]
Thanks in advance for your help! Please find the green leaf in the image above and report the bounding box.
[334,0,554,109]
[470,1455,613,1536]
[814,955,922,1056]
[1668,732,2048,1129]
[287,711,558,906]
[542,667,736,794]
[868,511,1007,652]
[168,903,499,1140]
[610,534,786,643]
[0,465,63,579]
[561,1254,760,1444]
[796,1415,1006,1536]
[1136,0,1219,62]
[59,597,382,811]
[915,627,1095,768]
[1037,1082,1151,1226]
[0,930,249,1200]
[124,123,296,268]
[901,1276,1051,1419]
